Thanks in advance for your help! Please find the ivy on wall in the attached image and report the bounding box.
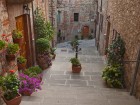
[102,35,125,88]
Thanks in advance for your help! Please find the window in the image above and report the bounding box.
[58,11,61,23]
[74,13,79,22]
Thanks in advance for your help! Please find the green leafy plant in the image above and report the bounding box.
[1,70,20,100]
[107,36,125,65]
[70,58,81,66]
[70,39,79,48]
[7,43,19,54]
[0,40,6,50]
[12,30,22,39]
[88,35,93,39]
[50,48,56,54]
[34,8,54,40]
[75,35,79,40]
[17,56,27,64]
[81,35,84,40]
[24,66,42,77]
[102,65,123,88]
[102,36,125,88]
[36,38,50,54]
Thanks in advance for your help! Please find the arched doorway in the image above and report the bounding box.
[82,26,89,38]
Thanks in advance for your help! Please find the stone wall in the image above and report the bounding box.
[57,0,96,41]
[0,0,10,38]
[99,0,140,99]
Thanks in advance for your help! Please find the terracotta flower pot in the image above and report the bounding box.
[2,93,22,105]
[72,65,82,73]
[6,54,16,61]
[21,91,32,96]
[13,38,23,46]
[17,63,26,71]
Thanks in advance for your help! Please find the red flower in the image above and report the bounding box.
[9,70,15,74]
[2,34,6,37]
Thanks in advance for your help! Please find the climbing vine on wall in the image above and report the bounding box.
[102,35,125,88]
[107,35,125,66]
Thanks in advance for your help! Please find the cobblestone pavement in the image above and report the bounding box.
[21,39,140,105]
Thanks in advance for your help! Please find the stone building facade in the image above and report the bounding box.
[0,0,50,75]
[57,0,96,42]
[96,0,140,99]
[0,0,51,103]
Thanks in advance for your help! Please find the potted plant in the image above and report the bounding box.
[19,73,41,96]
[50,48,56,59]
[70,40,79,50]
[70,57,82,73]
[17,56,27,71]
[36,38,51,70]
[102,65,123,88]
[12,30,23,46]
[0,40,6,51]
[24,66,43,82]
[6,43,19,61]
[1,70,21,105]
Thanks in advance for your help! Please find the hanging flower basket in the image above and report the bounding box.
[6,0,34,4]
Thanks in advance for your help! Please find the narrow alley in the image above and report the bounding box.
[20,39,140,105]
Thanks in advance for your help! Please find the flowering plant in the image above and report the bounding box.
[12,30,23,39]
[1,71,20,100]
[19,73,41,95]
[1,34,9,42]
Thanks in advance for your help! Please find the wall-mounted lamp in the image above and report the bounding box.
[23,4,30,14]
[106,16,110,21]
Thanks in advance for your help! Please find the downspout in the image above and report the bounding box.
[31,1,37,66]
[130,47,140,95]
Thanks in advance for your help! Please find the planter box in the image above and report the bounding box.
[72,65,82,73]
[6,0,34,4]
[2,93,22,105]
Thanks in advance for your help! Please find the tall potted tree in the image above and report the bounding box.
[36,38,51,70]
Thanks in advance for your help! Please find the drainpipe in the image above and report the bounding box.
[51,0,54,47]
[130,47,140,95]
[31,1,37,66]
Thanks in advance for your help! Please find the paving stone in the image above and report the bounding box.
[65,71,84,76]
[66,80,87,86]
[109,99,140,105]
[20,101,41,105]
[50,75,70,80]
[50,71,65,75]
[84,71,102,75]
[21,40,140,105]
[70,75,90,80]
[45,79,66,85]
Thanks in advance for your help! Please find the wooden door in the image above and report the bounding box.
[15,14,33,67]
[82,26,89,38]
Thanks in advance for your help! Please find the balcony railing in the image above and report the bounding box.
[6,0,34,4]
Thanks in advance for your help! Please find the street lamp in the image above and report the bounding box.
[23,4,30,14]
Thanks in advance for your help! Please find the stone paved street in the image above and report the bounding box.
[20,39,140,105]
